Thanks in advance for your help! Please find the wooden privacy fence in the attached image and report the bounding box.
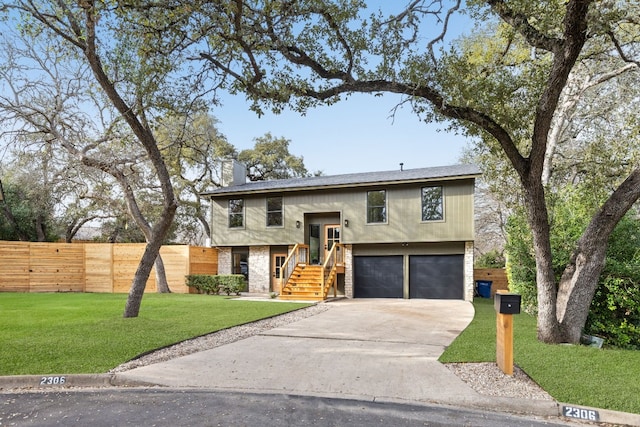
[473,268,509,297]
[0,241,217,294]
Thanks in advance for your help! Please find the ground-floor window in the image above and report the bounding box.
[232,247,249,282]
[309,224,321,264]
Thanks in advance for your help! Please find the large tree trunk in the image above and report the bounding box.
[556,167,640,342]
[119,183,173,294]
[154,255,171,293]
[522,177,563,343]
[124,199,176,316]
[125,237,164,317]
[556,249,605,343]
[35,215,46,241]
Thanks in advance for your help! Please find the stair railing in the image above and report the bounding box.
[321,243,343,298]
[280,243,309,292]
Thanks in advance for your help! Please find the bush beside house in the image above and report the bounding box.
[186,274,246,296]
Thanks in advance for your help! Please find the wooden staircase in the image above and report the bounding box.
[279,264,330,301]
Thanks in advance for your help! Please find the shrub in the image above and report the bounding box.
[185,274,247,296]
[219,275,247,296]
[584,216,640,349]
[586,275,640,349]
[185,275,220,294]
[504,209,538,314]
[475,249,506,268]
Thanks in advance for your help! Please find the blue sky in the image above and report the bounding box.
[214,92,470,176]
[211,2,473,176]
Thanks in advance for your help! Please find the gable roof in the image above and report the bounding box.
[203,163,481,197]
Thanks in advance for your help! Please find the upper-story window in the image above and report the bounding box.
[367,190,387,223]
[228,198,244,228]
[422,186,443,221]
[266,196,283,227]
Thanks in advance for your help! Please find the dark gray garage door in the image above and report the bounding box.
[353,256,403,298]
[409,255,463,299]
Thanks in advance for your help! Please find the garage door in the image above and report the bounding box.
[409,255,463,299]
[353,256,403,298]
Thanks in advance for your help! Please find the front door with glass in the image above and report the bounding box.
[271,253,287,293]
[324,224,340,261]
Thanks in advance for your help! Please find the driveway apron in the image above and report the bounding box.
[115,299,478,405]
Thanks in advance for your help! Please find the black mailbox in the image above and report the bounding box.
[494,293,521,314]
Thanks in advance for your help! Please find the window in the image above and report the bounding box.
[309,224,321,264]
[266,196,283,227]
[422,186,443,221]
[232,249,248,280]
[228,198,244,228]
[367,190,387,223]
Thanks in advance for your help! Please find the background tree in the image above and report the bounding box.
[0,124,121,243]
[0,1,211,315]
[0,146,61,242]
[238,133,310,181]
[0,178,57,242]
[155,113,237,244]
[173,0,640,343]
[155,118,314,243]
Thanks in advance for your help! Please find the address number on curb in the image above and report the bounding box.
[562,405,599,422]
[40,376,66,386]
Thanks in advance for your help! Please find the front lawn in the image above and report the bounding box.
[0,293,310,375]
[440,298,640,414]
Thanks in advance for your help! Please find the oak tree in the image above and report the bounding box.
[181,0,640,343]
[0,1,204,315]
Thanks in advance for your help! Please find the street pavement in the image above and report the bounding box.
[0,388,580,426]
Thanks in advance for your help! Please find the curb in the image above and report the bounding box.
[471,396,640,426]
[557,402,640,427]
[0,374,114,390]
[1,375,639,426]
[0,374,155,391]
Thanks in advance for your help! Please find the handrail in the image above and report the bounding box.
[321,243,343,298]
[280,243,309,292]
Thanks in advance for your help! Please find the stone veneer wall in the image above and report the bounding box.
[217,247,232,275]
[464,241,475,302]
[344,245,353,298]
[249,246,270,293]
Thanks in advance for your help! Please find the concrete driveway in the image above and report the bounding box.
[115,299,478,405]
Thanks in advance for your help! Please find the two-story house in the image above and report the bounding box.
[204,161,480,302]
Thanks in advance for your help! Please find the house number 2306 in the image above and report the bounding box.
[562,406,599,421]
[40,376,66,386]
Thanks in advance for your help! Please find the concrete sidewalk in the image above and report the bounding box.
[113,300,560,416]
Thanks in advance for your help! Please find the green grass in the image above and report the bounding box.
[0,293,310,375]
[440,298,640,414]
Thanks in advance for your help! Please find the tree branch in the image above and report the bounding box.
[298,78,527,172]
[486,0,561,52]
[529,0,592,178]
[609,31,640,67]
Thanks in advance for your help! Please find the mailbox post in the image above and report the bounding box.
[494,291,521,375]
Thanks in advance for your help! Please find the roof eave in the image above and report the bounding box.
[203,173,480,198]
